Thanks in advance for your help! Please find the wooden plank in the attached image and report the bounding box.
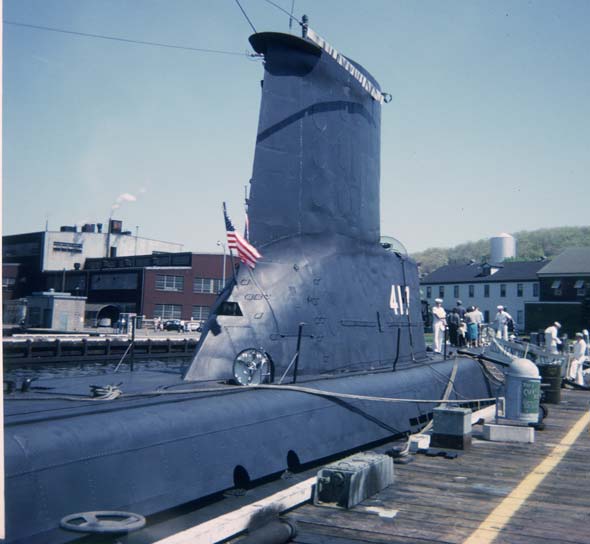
[294,523,443,544]
[152,477,315,544]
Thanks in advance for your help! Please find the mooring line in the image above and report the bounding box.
[463,408,590,544]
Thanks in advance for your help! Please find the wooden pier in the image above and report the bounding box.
[288,388,590,544]
[3,336,198,363]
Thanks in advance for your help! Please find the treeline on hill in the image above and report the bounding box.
[411,226,590,276]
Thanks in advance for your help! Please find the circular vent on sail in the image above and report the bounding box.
[380,236,407,256]
[233,349,272,386]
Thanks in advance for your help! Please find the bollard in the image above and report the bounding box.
[504,358,541,422]
[235,519,296,544]
[431,407,472,450]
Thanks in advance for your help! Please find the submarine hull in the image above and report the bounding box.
[5,357,491,543]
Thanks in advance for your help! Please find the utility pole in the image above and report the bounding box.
[105,214,112,258]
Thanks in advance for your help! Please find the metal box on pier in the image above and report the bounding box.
[313,452,394,509]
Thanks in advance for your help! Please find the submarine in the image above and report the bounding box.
[4,26,496,544]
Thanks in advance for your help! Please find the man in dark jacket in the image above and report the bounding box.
[447,308,461,346]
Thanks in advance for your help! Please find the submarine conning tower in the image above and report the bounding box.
[184,30,427,383]
[247,31,381,246]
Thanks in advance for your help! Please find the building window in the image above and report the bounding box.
[2,277,16,287]
[52,241,83,253]
[484,310,490,322]
[154,304,182,319]
[574,280,586,297]
[193,277,223,294]
[155,275,184,292]
[500,284,506,297]
[533,283,539,297]
[426,286,432,298]
[191,305,210,321]
[517,283,523,297]
[468,285,474,298]
[91,273,137,290]
[438,286,445,299]
[454,285,459,298]
[551,280,561,289]
[517,310,523,324]
[484,285,490,298]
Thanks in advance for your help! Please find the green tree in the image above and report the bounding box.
[411,226,590,276]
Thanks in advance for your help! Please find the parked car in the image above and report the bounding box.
[184,321,202,332]
[163,319,183,331]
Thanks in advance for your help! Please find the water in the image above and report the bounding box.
[4,358,189,382]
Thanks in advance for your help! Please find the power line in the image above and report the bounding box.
[262,0,301,26]
[234,0,257,34]
[3,20,254,57]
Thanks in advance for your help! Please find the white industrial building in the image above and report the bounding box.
[3,220,183,272]
[2,221,184,302]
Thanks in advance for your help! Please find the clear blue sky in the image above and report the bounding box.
[3,0,590,253]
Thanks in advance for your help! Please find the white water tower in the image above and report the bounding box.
[490,233,516,263]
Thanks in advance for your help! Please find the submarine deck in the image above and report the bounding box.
[285,388,590,544]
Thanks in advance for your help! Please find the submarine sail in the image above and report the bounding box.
[186,31,426,382]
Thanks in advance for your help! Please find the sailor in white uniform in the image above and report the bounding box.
[544,321,562,354]
[432,298,447,353]
[568,332,587,385]
[494,305,512,341]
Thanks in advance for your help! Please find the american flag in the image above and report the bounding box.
[224,203,262,269]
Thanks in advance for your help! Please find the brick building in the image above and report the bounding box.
[44,252,232,325]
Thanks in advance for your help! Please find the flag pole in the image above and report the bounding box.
[223,202,238,285]
[244,184,249,240]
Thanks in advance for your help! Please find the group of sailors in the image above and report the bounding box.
[541,321,589,386]
[431,299,485,353]
[432,300,590,386]
[432,298,516,353]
